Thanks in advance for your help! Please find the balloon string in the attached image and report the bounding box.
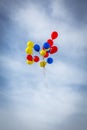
[43,67,46,76]
[40,56,48,87]
[43,67,48,88]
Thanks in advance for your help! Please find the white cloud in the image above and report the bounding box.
[11,2,54,41]
[0,83,81,130]
[46,61,87,85]
[50,0,71,21]
[0,0,87,130]
[1,54,86,88]
[9,0,87,59]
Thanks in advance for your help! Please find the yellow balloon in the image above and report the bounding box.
[25,47,33,54]
[40,61,46,67]
[26,60,34,65]
[27,41,34,48]
[40,50,46,56]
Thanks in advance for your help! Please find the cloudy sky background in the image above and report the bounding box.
[0,0,87,130]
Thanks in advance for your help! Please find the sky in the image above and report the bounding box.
[0,0,87,130]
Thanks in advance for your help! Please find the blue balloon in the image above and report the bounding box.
[47,57,53,64]
[43,42,50,49]
[34,44,40,52]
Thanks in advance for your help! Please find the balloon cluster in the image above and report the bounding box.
[25,31,58,67]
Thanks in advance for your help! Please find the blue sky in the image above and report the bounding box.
[0,0,87,130]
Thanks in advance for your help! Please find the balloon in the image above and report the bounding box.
[43,42,50,49]
[26,60,34,65]
[34,44,40,52]
[40,61,46,67]
[44,52,49,58]
[27,41,34,48]
[25,31,59,67]
[42,47,50,52]
[47,50,50,53]
[26,55,33,61]
[51,31,58,39]
[34,56,40,62]
[45,48,50,52]
[47,57,53,64]
[47,39,53,46]
[50,46,58,54]
[25,47,33,54]
[40,49,46,56]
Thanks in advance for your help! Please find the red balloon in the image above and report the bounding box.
[34,56,40,62]
[51,31,58,39]
[44,52,49,58]
[47,39,53,46]
[26,55,33,61]
[50,46,58,54]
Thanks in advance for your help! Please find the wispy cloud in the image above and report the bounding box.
[0,83,82,130]
[0,0,87,130]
